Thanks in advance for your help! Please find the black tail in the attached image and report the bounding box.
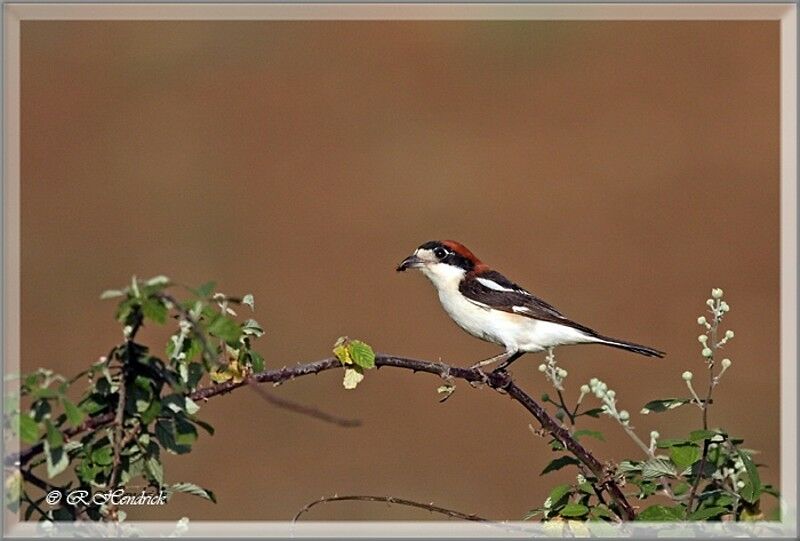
[597,335,665,358]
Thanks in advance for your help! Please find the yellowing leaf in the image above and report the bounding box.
[210,360,247,384]
[333,336,352,365]
[343,367,364,390]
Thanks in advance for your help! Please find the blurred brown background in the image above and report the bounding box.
[20,21,779,520]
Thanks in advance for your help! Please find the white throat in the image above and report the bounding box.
[419,263,467,292]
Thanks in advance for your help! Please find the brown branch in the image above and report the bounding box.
[247,381,361,428]
[9,354,636,520]
[293,494,490,522]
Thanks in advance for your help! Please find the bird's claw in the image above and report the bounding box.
[468,367,490,388]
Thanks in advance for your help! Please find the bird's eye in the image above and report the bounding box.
[433,247,448,259]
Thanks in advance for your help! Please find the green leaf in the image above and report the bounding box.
[641,457,678,479]
[541,456,581,475]
[579,408,605,418]
[689,429,718,441]
[739,451,762,503]
[333,337,352,365]
[636,504,685,521]
[19,415,39,444]
[91,446,113,466]
[640,398,692,414]
[573,429,605,442]
[146,456,164,486]
[169,483,217,503]
[248,351,265,372]
[45,420,63,449]
[670,443,701,468]
[100,289,126,300]
[559,503,589,518]
[348,340,375,369]
[195,281,216,298]
[545,484,571,509]
[142,298,168,324]
[343,366,364,390]
[689,506,728,520]
[656,438,691,449]
[207,315,240,343]
[61,398,86,428]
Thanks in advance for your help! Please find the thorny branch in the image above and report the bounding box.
[9,354,637,521]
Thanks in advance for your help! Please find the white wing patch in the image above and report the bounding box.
[512,306,532,314]
[476,277,514,292]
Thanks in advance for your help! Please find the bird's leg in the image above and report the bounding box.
[492,351,525,373]
[470,350,515,370]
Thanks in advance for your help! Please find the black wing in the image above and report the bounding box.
[459,270,599,336]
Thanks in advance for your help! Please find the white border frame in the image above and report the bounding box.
[3,3,796,538]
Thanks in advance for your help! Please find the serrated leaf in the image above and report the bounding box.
[45,420,63,449]
[170,483,217,503]
[636,504,685,521]
[91,445,113,466]
[670,443,701,468]
[573,429,605,441]
[641,457,677,479]
[343,367,364,390]
[559,503,589,518]
[541,456,581,475]
[100,289,126,300]
[689,506,728,520]
[19,415,39,444]
[348,340,375,369]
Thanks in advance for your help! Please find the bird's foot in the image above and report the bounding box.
[468,367,490,388]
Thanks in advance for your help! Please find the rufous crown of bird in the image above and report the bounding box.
[396,240,664,374]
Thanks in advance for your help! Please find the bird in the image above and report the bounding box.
[396,240,664,372]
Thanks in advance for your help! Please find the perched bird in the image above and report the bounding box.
[396,240,664,371]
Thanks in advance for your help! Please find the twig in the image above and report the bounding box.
[247,381,361,428]
[293,494,490,522]
[9,353,637,520]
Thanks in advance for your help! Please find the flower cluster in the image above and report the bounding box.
[538,348,567,390]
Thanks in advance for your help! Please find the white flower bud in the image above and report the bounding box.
[538,364,547,372]
[697,316,707,325]
[606,389,616,399]
[720,301,730,312]
[650,430,659,440]
[589,377,599,387]
[557,368,568,378]
[736,480,746,489]
[618,410,630,421]
[580,384,590,394]
[698,335,708,343]
[702,348,713,358]
[682,371,693,381]
[721,358,732,369]
[725,330,734,339]
[595,389,605,399]
[712,288,723,299]
[706,299,715,307]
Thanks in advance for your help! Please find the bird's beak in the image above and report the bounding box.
[396,254,423,272]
